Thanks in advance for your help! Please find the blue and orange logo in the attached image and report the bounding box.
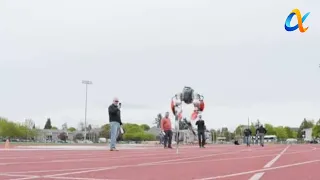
[285,9,310,33]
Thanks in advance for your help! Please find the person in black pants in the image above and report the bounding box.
[256,125,267,147]
[195,115,206,148]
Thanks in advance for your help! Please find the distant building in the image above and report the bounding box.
[35,128,102,142]
[35,129,64,142]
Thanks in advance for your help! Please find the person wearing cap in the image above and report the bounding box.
[108,97,123,151]
[161,112,173,149]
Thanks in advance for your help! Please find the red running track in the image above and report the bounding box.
[0,144,319,180]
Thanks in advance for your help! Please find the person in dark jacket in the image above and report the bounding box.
[195,115,206,148]
[108,97,123,151]
[256,125,267,147]
[244,128,252,147]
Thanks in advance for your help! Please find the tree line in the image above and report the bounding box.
[3,114,320,142]
[0,117,39,140]
[43,118,155,141]
[52,117,320,142]
[223,118,318,141]
[44,118,77,132]
[154,113,320,141]
[99,123,154,141]
[0,117,155,142]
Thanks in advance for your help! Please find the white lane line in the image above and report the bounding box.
[44,147,285,179]
[248,172,264,180]
[3,148,288,175]
[46,176,118,180]
[248,145,290,180]
[7,146,313,180]
[9,176,39,180]
[1,167,98,175]
[2,145,296,180]
[194,158,320,180]
[0,151,193,166]
[264,145,290,168]
[0,173,39,180]
[42,148,249,178]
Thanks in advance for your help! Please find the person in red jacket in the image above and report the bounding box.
[161,112,173,149]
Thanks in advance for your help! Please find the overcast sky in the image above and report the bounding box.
[0,0,319,130]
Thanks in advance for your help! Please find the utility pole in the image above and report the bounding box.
[82,80,92,142]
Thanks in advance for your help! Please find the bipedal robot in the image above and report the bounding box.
[170,86,205,153]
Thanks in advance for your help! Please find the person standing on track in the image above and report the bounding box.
[161,112,173,149]
[108,97,123,151]
[195,115,206,148]
[244,127,252,147]
[256,125,267,147]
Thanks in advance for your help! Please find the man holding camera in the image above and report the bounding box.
[108,97,123,151]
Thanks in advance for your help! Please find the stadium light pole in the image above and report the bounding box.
[82,80,92,142]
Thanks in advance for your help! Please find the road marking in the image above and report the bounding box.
[44,167,121,178]
[0,173,39,180]
[46,176,118,180]
[2,145,314,180]
[47,158,320,180]
[137,150,242,166]
[3,148,289,176]
[2,167,98,174]
[147,147,297,166]
[195,157,320,180]
[0,151,193,166]
[9,176,39,180]
[42,147,290,178]
[247,145,290,180]
[248,172,264,180]
[3,146,312,176]
[43,150,243,178]
[2,145,308,180]
[264,145,290,168]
